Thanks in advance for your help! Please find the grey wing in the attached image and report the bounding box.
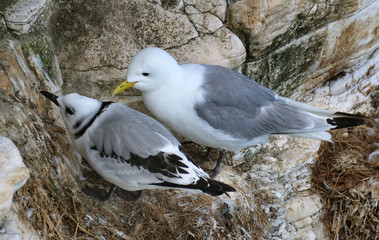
[89,103,180,159]
[85,103,210,190]
[196,65,314,139]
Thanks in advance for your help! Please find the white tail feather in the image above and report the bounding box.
[286,131,333,142]
[281,97,335,116]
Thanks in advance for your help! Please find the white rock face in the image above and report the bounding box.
[51,0,244,99]
[233,136,327,239]
[293,48,379,115]
[168,27,246,68]
[184,0,225,34]
[0,206,39,240]
[234,0,379,96]
[0,136,29,224]
[183,0,227,21]
[285,196,322,223]
[294,0,379,97]
[53,0,199,71]
[227,0,308,56]
[3,0,48,34]
[186,10,223,33]
[0,40,40,105]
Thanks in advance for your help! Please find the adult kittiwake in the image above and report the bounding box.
[112,47,366,176]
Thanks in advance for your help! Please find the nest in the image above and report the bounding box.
[13,124,268,239]
[312,121,379,240]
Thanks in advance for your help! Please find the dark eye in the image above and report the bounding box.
[142,72,149,76]
[65,107,74,115]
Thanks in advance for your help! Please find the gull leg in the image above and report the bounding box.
[103,185,116,200]
[210,149,225,178]
[181,142,212,163]
[181,140,194,145]
[205,147,212,161]
[115,188,142,201]
[82,185,115,201]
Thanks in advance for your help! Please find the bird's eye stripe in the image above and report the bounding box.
[142,72,149,76]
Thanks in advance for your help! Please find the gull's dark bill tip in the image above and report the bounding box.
[40,91,60,107]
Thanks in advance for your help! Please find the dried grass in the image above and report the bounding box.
[312,120,379,240]
[13,121,268,239]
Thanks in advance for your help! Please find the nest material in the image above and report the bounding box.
[312,122,379,240]
[13,126,268,240]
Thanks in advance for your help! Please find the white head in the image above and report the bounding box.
[41,91,102,138]
[112,47,180,95]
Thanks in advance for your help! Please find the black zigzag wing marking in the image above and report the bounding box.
[74,101,113,139]
[152,177,236,196]
[90,146,190,178]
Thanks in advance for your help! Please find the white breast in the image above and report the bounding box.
[142,64,241,149]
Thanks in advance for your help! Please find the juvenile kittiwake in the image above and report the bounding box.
[40,91,236,198]
[112,47,366,176]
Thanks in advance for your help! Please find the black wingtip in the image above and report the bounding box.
[152,177,236,196]
[210,180,236,197]
[40,91,60,107]
[327,112,366,130]
[203,179,236,196]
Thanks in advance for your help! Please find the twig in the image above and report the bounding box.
[41,208,64,240]
[55,210,66,230]
[72,196,79,238]
[67,215,101,240]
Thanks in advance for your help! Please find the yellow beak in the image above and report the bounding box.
[112,81,136,96]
